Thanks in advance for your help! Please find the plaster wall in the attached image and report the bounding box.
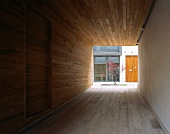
[138,0,170,132]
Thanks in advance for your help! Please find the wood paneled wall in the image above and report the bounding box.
[0,1,93,133]
[26,6,51,117]
[0,0,26,133]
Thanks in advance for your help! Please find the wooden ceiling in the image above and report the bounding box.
[50,0,153,46]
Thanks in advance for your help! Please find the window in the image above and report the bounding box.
[93,46,120,52]
[94,56,120,82]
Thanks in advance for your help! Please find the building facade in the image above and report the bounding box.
[93,46,138,82]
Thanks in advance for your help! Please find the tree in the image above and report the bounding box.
[108,61,120,84]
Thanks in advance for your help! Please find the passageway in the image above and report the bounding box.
[21,83,163,134]
[1,0,170,133]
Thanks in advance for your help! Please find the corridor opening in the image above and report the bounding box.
[3,0,170,133]
[93,46,138,83]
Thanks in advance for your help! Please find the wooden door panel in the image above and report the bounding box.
[126,56,138,82]
[26,7,50,117]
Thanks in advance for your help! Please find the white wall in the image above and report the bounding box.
[139,0,170,133]
[120,46,138,82]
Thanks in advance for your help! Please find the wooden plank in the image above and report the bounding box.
[0,2,25,132]
[26,6,51,117]
[21,85,164,134]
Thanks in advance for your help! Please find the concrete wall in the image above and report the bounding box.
[138,0,170,133]
[120,46,138,82]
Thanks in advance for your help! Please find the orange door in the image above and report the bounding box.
[126,56,138,82]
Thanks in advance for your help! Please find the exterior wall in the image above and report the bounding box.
[0,1,93,133]
[138,0,170,133]
[120,46,138,82]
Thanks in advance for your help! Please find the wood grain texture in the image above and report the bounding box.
[26,6,51,117]
[48,0,153,46]
[126,56,138,82]
[21,85,164,134]
[0,0,25,133]
[0,0,93,133]
[0,0,153,133]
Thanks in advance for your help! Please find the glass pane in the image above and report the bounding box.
[106,46,119,51]
[94,57,106,64]
[100,46,106,51]
[94,64,106,81]
[107,57,120,82]
[94,56,120,82]
[108,57,120,63]
[94,74,106,81]
[94,64,106,73]
[93,46,120,52]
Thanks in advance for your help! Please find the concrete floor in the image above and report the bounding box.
[21,83,164,134]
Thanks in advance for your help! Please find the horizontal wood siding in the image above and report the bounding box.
[0,0,25,133]
[26,6,51,117]
[52,37,93,107]
[0,1,93,133]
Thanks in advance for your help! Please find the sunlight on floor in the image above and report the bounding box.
[90,82,138,93]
